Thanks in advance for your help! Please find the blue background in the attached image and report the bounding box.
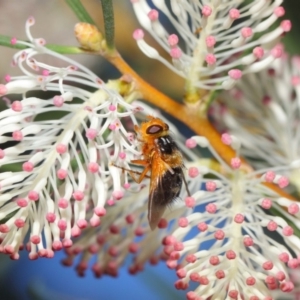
[0,250,186,300]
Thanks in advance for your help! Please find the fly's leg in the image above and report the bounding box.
[111,161,151,183]
[182,171,191,197]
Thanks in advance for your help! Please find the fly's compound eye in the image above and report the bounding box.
[146,124,163,134]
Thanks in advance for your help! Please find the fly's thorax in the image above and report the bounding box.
[155,135,183,166]
[140,139,156,161]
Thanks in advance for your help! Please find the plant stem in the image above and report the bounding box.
[106,52,241,164]
[104,50,298,202]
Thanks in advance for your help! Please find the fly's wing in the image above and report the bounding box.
[148,156,183,230]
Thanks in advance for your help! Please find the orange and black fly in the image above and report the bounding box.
[115,116,190,230]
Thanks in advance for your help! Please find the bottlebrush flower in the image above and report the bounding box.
[1,14,299,300]
[131,0,291,90]
[63,133,300,299]
[0,17,147,259]
[59,98,205,277]
[210,52,300,192]
[170,137,299,299]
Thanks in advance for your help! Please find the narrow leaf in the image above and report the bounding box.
[65,0,96,24]
[0,35,27,50]
[46,44,84,54]
[100,0,115,50]
[0,35,84,54]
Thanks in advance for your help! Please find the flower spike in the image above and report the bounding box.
[0,18,144,259]
[131,0,290,94]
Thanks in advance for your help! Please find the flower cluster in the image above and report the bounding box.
[0,17,145,259]
[60,103,202,278]
[131,0,291,90]
[210,51,300,193]
[1,7,299,300]
[63,132,300,299]
[172,136,299,299]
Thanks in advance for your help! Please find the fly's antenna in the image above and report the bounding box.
[182,171,191,197]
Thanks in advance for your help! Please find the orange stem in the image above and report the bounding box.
[108,53,239,163]
[105,51,297,202]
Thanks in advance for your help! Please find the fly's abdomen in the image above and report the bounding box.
[152,167,183,206]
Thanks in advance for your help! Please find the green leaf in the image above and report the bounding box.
[0,35,84,54]
[270,206,300,238]
[100,0,115,50]
[65,0,96,24]
[206,88,222,110]
[46,44,84,54]
[0,35,27,50]
[0,162,22,172]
